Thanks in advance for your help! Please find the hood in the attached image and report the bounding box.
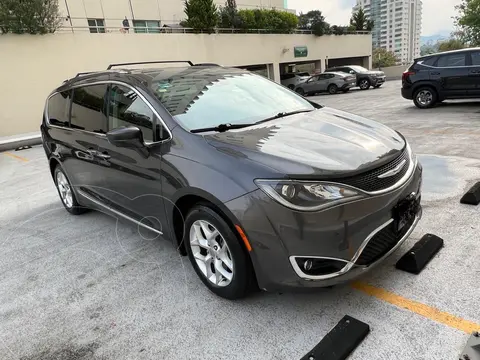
[366,70,385,76]
[204,107,405,178]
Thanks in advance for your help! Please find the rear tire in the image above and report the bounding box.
[328,84,338,95]
[359,79,371,90]
[184,204,255,300]
[413,87,437,109]
[53,165,89,215]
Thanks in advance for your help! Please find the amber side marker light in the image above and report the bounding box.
[235,225,252,252]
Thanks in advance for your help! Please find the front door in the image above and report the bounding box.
[94,83,168,234]
[432,52,470,97]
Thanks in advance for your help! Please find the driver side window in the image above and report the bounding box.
[108,85,154,142]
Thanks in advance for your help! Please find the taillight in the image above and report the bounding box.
[402,71,415,82]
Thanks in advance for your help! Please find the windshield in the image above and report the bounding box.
[149,70,315,131]
[348,65,369,73]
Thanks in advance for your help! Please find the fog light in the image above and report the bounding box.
[304,259,313,271]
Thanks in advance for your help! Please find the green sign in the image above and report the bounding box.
[294,46,308,58]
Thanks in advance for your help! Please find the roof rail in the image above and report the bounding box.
[193,63,221,67]
[107,60,193,70]
[75,71,96,77]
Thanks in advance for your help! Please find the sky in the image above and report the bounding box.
[288,0,460,36]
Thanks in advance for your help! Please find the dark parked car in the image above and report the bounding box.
[326,65,386,90]
[401,48,480,108]
[42,61,422,299]
[294,72,357,95]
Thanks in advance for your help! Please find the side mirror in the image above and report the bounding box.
[107,126,144,148]
[349,70,355,74]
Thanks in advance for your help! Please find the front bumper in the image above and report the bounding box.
[374,76,386,85]
[225,160,423,292]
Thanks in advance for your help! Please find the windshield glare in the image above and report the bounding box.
[150,72,315,131]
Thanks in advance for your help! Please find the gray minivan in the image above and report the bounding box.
[42,61,422,299]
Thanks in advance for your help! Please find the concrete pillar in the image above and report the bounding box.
[364,56,372,70]
[314,60,323,74]
[268,63,281,83]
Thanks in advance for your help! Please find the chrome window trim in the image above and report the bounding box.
[290,212,421,281]
[44,80,173,144]
[78,190,163,235]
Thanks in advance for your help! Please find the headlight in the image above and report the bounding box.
[254,180,366,211]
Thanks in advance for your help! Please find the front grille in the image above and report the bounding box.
[355,216,415,266]
[332,148,410,192]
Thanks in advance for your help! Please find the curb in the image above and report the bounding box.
[0,133,42,152]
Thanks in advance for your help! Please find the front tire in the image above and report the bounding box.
[413,87,437,109]
[184,204,255,300]
[359,79,371,90]
[53,165,88,215]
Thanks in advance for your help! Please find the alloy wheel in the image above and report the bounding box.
[189,220,234,287]
[56,171,73,208]
[359,79,370,90]
[416,90,433,107]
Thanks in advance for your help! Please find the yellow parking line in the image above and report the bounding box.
[3,152,29,162]
[352,281,480,333]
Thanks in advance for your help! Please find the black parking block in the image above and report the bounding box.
[300,315,370,360]
[459,331,480,360]
[395,233,444,274]
[460,182,480,205]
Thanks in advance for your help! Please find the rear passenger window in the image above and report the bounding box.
[420,57,437,67]
[71,85,108,133]
[437,53,466,67]
[48,91,71,127]
[108,85,154,142]
[471,51,480,66]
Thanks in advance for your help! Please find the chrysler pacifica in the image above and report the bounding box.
[41,61,422,299]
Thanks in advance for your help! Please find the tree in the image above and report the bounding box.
[420,43,438,56]
[0,0,61,34]
[219,0,240,28]
[372,48,398,68]
[184,0,218,32]
[455,0,480,46]
[297,10,330,36]
[350,8,373,31]
[437,38,466,51]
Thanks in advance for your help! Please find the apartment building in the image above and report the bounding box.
[353,0,422,63]
[59,0,288,32]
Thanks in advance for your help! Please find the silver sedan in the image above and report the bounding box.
[294,72,357,96]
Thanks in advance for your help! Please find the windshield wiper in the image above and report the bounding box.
[255,109,314,125]
[190,109,314,134]
[190,123,255,134]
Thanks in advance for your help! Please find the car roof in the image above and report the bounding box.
[323,71,347,76]
[55,65,249,93]
[415,46,480,61]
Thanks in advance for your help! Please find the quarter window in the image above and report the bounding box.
[133,20,161,34]
[471,51,480,66]
[108,85,154,142]
[71,85,108,133]
[47,91,71,127]
[87,19,105,33]
[436,53,466,67]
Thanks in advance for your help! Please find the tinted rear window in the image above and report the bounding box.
[471,51,480,66]
[419,56,437,67]
[437,53,466,67]
[47,91,71,127]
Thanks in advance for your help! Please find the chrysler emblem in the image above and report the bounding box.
[378,159,407,178]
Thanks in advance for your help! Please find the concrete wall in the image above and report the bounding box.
[0,32,371,136]
[374,65,409,80]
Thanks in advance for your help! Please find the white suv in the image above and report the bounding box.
[280,72,311,90]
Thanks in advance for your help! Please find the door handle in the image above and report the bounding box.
[470,70,480,74]
[87,149,111,160]
[431,72,441,75]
